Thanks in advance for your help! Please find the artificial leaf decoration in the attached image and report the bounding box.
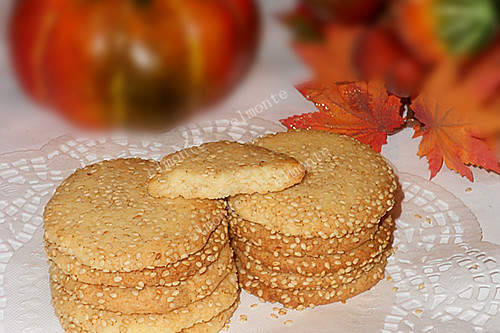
[281,80,404,152]
[282,0,500,181]
[412,64,500,180]
[293,24,362,83]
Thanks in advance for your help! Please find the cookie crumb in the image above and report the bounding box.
[250,303,258,308]
[273,307,280,312]
[414,214,422,219]
[386,276,392,281]
[284,320,293,326]
[418,283,425,290]
[425,217,431,224]
[392,287,399,292]
[239,314,248,322]
[465,187,472,192]
[278,308,287,316]
[471,264,478,269]
[415,309,423,314]
[270,313,279,319]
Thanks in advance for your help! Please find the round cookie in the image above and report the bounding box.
[46,219,229,288]
[50,244,234,314]
[229,130,397,238]
[232,215,394,276]
[44,158,227,272]
[61,302,238,333]
[148,141,305,199]
[51,268,239,333]
[228,212,379,257]
[238,260,387,309]
[180,300,238,333]
[235,251,389,290]
[57,299,239,333]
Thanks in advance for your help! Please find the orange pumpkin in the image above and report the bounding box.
[9,0,260,128]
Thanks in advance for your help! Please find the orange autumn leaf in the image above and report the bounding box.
[293,24,362,83]
[281,80,404,152]
[412,64,500,181]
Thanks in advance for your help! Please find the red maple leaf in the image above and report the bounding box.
[412,64,500,181]
[281,80,404,152]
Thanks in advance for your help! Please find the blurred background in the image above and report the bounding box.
[0,0,312,151]
[0,0,499,150]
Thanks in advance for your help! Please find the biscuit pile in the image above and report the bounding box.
[44,130,399,331]
[228,131,398,309]
[44,159,239,333]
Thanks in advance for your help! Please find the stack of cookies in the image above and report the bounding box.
[228,130,398,309]
[44,158,238,333]
[44,130,400,331]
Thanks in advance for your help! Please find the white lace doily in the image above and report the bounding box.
[0,118,499,333]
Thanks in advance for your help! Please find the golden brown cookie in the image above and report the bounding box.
[49,244,234,314]
[51,268,240,333]
[180,300,238,333]
[46,219,229,288]
[228,212,379,257]
[148,141,305,199]
[59,303,238,333]
[44,158,227,272]
[58,301,238,333]
[229,130,397,237]
[235,251,389,290]
[238,259,387,309]
[232,215,394,276]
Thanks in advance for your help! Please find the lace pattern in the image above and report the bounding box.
[1,118,498,333]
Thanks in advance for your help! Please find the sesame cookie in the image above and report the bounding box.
[232,215,394,276]
[58,301,238,333]
[180,300,238,333]
[235,251,389,290]
[148,141,305,199]
[44,158,227,272]
[51,268,239,333]
[228,130,397,237]
[238,259,387,309]
[49,244,234,314]
[46,219,229,288]
[228,212,379,257]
